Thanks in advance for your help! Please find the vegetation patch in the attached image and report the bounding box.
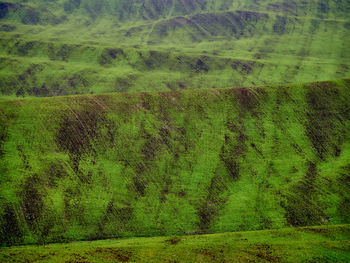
[0,79,349,245]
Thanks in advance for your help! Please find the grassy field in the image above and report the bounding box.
[1,224,350,262]
[1,78,350,246]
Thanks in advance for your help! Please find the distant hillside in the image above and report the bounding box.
[1,78,350,246]
[1,0,350,25]
[0,0,349,96]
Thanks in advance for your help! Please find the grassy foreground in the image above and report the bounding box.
[1,224,350,262]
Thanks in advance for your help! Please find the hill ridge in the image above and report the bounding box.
[1,78,350,246]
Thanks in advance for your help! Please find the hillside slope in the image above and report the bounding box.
[0,0,349,96]
[1,78,350,246]
[1,0,350,25]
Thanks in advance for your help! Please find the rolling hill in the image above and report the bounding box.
[1,1,350,262]
[0,0,349,96]
[1,79,350,246]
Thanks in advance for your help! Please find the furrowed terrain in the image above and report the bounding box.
[1,79,350,246]
[0,0,350,96]
[1,224,350,262]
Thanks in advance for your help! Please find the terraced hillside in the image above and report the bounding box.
[0,0,350,96]
[1,79,350,246]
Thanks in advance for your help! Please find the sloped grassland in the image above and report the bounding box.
[1,79,350,246]
[1,225,350,262]
[0,0,350,96]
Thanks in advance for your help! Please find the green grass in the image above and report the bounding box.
[0,0,349,96]
[1,224,350,262]
[1,78,350,246]
[1,2,350,261]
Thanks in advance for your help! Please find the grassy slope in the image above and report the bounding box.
[1,78,350,246]
[0,0,349,96]
[1,224,350,262]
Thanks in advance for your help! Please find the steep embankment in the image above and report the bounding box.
[0,0,350,96]
[1,79,350,246]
